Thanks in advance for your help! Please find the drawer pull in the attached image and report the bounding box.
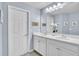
[38,40,40,42]
[56,48,61,50]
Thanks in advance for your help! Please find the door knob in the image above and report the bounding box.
[24,34,28,36]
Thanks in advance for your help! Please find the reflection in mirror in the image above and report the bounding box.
[64,21,68,26]
[40,2,79,35]
[42,23,46,26]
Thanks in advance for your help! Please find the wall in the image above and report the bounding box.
[1,2,40,56]
[54,14,68,34]
[40,9,54,34]
[0,3,2,56]
[54,12,79,35]
[40,11,47,33]
[32,16,40,32]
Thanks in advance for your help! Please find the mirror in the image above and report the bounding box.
[40,2,79,35]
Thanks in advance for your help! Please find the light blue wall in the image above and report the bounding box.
[54,15,63,34]
[1,2,40,56]
[40,11,47,33]
[54,12,79,35]
[68,12,79,35]
[0,3,2,56]
[54,14,70,34]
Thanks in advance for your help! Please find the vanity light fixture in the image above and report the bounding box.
[45,2,67,13]
[45,7,55,13]
[49,7,55,12]
[45,8,49,13]
[57,3,63,9]
[59,3,66,8]
[49,7,52,10]
[53,5,58,10]
[53,5,57,9]
[57,3,62,7]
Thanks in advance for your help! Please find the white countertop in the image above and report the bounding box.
[33,32,79,46]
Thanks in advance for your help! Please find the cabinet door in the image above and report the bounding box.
[39,37,46,55]
[33,36,39,52]
[47,40,58,56]
[47,45,58,56]
[33,36,47,56]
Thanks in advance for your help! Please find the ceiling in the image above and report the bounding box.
[50,2,79,15]
[24,2,79,15]
[25,2,53,9]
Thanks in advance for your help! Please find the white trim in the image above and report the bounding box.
[8,5,31,56]
[27,49,34,53]
[8,5,30,13]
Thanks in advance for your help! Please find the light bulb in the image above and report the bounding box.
[59,3,66,8]
[55,7,58,10]
[56,3,63,9]
[49,7,53,10]
[53,5,58,10]
[49,7,55,12]
[45,8,50,13]
[46,8,49,11]
[53,5,57,8]
[57,3,62,7]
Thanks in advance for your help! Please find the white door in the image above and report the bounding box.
[8,6,28,56]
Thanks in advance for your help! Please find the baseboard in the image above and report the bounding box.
[21,49,34,56]
[27,49,34,53]
[34,50,43,56]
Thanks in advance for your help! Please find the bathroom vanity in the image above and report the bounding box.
[33,32,79,56]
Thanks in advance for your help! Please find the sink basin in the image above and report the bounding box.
[55,35,69,40]
[44,33,70,40]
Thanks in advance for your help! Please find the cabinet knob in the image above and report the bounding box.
[38,40,40,42]
[56,48,61,50]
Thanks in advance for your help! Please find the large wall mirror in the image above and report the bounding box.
[40,2,79,35]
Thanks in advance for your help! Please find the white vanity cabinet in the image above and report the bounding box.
[47,39,79,56]
[33,33,79,56]
[33,36,47,56]
[33,36,39,52]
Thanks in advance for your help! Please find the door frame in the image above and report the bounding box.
[8,5,30,55]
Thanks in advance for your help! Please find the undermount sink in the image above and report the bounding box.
[55,35,69,40]
[42,33,70,40]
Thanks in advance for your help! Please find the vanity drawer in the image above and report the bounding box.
[58,47,79,56]
[48,39,79,53]
[60,42,79,53]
